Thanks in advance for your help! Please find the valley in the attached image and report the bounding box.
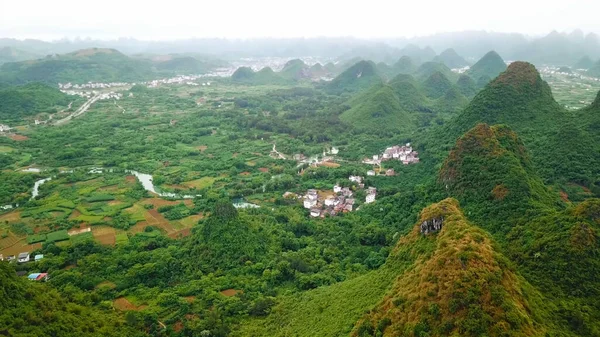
[1,34,600,337]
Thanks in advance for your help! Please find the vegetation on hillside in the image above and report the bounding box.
[0,82,70,121]
[354,198,549,337]
[466,50,507,85]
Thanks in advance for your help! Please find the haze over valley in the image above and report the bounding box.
[1,2,600,337]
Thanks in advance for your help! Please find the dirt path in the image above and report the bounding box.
[271,143,286,159]
[114,100,125,113]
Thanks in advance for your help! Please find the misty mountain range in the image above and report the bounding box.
[1,30,599,66]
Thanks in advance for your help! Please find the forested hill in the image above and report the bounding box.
[354,198,550,337]
[0,82,70,121]
[466,50,507,85]
[0,262,146,336]
[326,60,382,93]
[448,61,600,186]
[0,48,225,85]
[0,48,154,85]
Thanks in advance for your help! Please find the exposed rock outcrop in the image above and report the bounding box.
[420,217,443,235]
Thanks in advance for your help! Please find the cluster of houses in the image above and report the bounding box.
[146,75,210,88]
[59,82,129,90]
[59,74,217,98]
[363,143,420,167]
[298,176,377,218]
[60,90,123,100]
[0,124,11,132]
[1,253,49,281]
[1,252,43,263]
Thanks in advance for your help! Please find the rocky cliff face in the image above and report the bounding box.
[420,217,443,235]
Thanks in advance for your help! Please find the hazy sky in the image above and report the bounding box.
[1,0,599,40]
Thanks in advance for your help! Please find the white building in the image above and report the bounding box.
[367,170,376,176]
[349,176,363,183]
[310,208,321,217]
[303,189,318,209]
[365,187,377,204]
[17,252,30,263]
[304,198,317,209]
[333,184,342,193]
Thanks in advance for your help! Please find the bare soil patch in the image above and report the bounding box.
[0,211,21,222]
[320,161,340,168]
[92,226,116,246]
[220,289,242,297]
[8,134,28,141]
[258,167,269,173]
[113,297,146,311]
[168,228,192,239]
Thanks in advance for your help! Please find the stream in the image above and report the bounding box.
[18,168,200,204]
[126,170,198,199]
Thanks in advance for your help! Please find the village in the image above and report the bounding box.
[0,252,48,281]
[362,143,420,176]
[285,175,377,218]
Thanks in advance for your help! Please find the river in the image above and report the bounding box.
[22,168,198,204]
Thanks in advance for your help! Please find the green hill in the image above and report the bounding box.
[434,86,469,114]
[505,199,600,336]
[388,74,430,111]
[323,62,337,74]
[231,66,285,84]
[0,46,40,65]
[453,61,562,137]
[231,66,255,81]
[340,84,414,133]
[0,48,155,84]
[467,51,507,84]
[414,61,457,82]
[393,55,416,73]
[456,74,478,97]
[326,60,382,94]
[280,59,310,80]
[354,198,549,337]
[573,55,595,70]
[0,262,144,337]
[0,82,70,121]
[309,62,329,78]
[422,71,453,99]
[154,56,213,74]
[440,123,559,230]
[432,48,469,68]
[450,62,600,188]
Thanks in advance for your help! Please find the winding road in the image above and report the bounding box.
[54,95,101,125]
